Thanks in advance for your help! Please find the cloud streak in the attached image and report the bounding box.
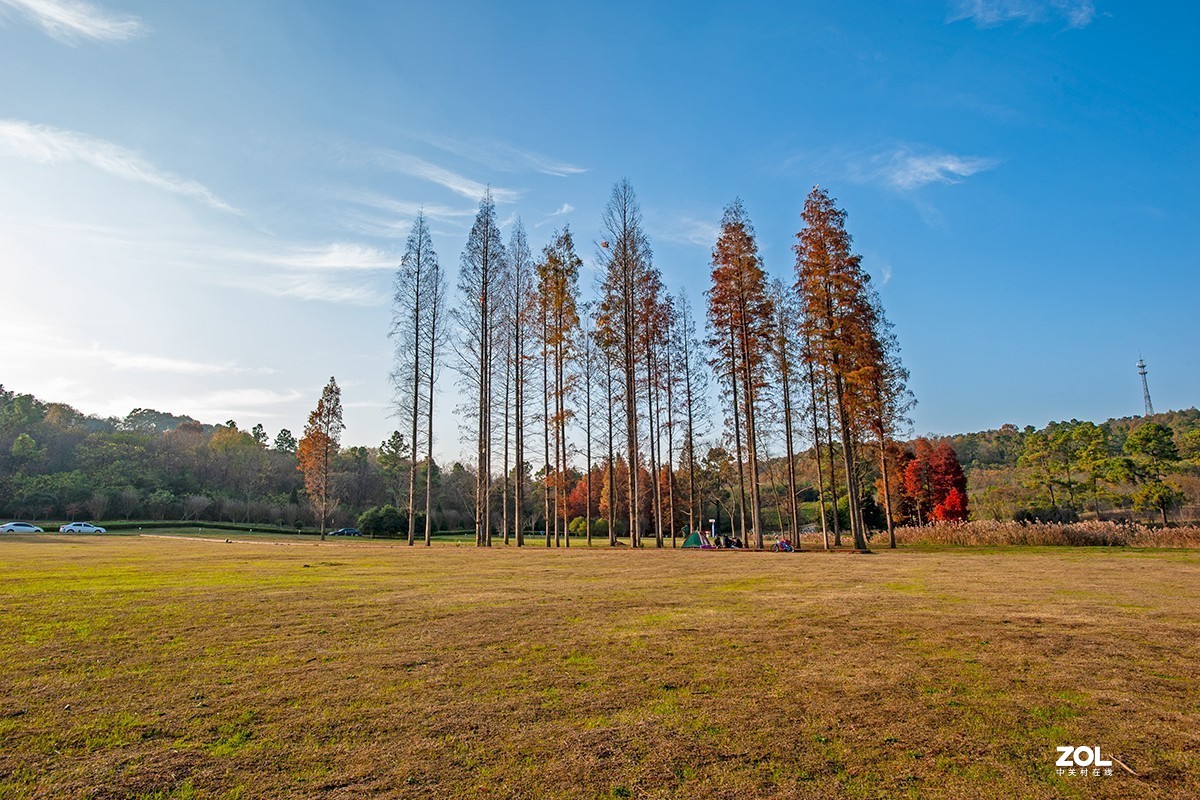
[843,146,998,191]
[0,322,271,376]
[0,120,237,213]
[656,214,721,249]
[880,149,998,190]
[948,0,1096,29]
[0,0,144,42]
[221,241,397,272]
[424,135,587,177]
[369,148,521,203]
[337,190,475,237]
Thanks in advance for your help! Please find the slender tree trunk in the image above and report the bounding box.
[425,312,436,547]
[779,330,799,545]
[879,436,895,548]
[543,308,552,549]
[805,344,829,550]
[515,334,524,548]
[741,354,764,549]
[585,334,593,547]
[407,261,422,547]
[833,373,866,551]
[647,331,663,548]
[665,342,677,548]
[502,337,511,545]
[606,352,617,546]
[556,332,566,548]
[822,374,841,547]
[728,325,747,543]
[626,329,639,549]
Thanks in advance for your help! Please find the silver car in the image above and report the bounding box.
[1,521,44,533]
[59,522,107,533]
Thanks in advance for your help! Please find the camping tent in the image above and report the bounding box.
[682,531,714,549]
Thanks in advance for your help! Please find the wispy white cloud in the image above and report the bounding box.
[219,271,386,306]
[533,203,576,229]
[367,148,521,203]
[337,190,474,237]
[878,148,998,190]
[221,241,396,272]
[10,214,394,305]
[0,322,271,376]
[423,135,587,177]
[0,0,144,42]
[210,241,396,305]
[0,120,237,213]
[842,145,998,191]
[949,0,1096,29]
[657,214,721,249]
[340,190,475,223]
[97,348,268,375]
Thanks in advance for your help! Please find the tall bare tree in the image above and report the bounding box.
[596,179,654,547]
[508,221,535,547]
[453,190,506,547]
[861,284,914,548]
[423,240,449,546]
[769,278,802,544]
[673,291,710,535]
[391,212,438,546]
[537,226,582,547]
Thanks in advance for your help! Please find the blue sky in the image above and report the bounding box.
[1,0,1196,459]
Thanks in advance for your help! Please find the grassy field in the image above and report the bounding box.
[0,534,1196,799]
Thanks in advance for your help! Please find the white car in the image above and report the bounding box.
[1,521,44,533]
[59,522,107,533]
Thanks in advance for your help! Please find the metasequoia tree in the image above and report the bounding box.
[596,179,654,547]
[507,221,536,546]
[639,269,669,547]
[537,226,582,547]
[768,278,802,544]
[659,294,679,546]
[391,212,439,546]
[422,239,448,546]
[578,301,599,545]
[453,190,506,546]
[297,376,344,540]
[794,186,878,551]
[860,285,914,547]
[672,291,710,534]
[707,199,773,549]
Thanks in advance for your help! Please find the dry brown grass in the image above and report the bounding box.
[891,520,1200,548]
[0,534,1197,799]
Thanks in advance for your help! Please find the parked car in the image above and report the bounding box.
[1,521,43,533]
[59,522,107,533]
[329,527,362,537]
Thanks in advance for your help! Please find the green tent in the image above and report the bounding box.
[682,531,708,548]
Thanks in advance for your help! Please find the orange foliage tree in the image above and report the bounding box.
[297,377,344,539]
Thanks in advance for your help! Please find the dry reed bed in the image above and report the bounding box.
[890,520,1200,548]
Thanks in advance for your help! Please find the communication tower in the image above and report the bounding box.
[1137,357,1154,417]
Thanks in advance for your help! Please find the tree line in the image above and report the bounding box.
[36,182,1178,542]
[370,181,922,550]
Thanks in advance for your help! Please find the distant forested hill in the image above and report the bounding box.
[933,409,1200,523]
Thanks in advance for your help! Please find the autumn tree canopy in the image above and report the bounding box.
[297,376,345,539]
